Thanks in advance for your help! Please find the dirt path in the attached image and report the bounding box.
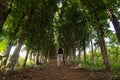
[4,61,110,80]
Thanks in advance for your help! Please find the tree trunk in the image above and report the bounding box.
[29,51,33,64]
[0,0,6,17]
[98,31,110,70]
[7,43,23,70]
[45,48,50,63]
[2,41,13,66]
[91,39,95,63]
[0,0,12,32]
[23,49,29,67]
[78,48,81,63]
[111,14,120,44]
[33,53,35,63]
[36,51,40,65]
[72,46,76,62]
[39,51,42,63]
[83,36,87,63]
[67,47,72,63]
[69,49,73,62]
[94,13,110,70]
[83,47,87,63]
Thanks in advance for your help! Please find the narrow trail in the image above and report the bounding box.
[4,60,110,80]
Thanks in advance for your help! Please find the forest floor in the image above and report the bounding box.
[1,60,113,80]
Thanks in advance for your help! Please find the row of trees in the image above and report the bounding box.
[0,0,120,71]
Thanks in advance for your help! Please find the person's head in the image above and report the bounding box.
[59,44,62,47]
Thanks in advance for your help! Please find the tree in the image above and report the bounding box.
[7,6,34,70]
[80,0,110,70]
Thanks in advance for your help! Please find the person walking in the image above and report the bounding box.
[57,44,64,68]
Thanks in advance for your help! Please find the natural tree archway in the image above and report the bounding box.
[0,0,120,80]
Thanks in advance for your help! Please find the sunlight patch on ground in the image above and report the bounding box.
[69,66,80,69]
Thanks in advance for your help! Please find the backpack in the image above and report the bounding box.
[58,48,63,54]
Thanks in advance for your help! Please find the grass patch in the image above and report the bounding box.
[110,61,120,80]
